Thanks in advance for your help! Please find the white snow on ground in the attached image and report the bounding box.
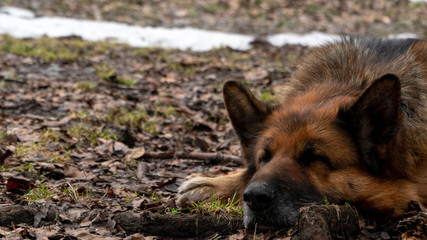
[0,6,35,19]
[0,6,420,51]
[388,33,419,39]
[0,14,254,51]
[267,32,340,47]
[0,6,254,51]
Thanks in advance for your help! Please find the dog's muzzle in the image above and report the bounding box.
[243,182,275,211]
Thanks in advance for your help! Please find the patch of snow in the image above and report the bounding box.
[267,32,341,47]
[0,6,35,19]
[388,33,419,39]
[0,8,253,51]
[0,6,420,51]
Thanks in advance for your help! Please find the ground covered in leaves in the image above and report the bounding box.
[0,1,427,239]
[0,35,307,239]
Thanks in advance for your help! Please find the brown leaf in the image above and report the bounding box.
[7,126,39,143]
[126,147,146,159]
[0,147,13,165]
[244,67,268,81]
[123,233,146,240]
[228,230,246,240]
[42,115,74,127]
[113,141,130,156]
[136,161,149,179]
[160,73,178,83]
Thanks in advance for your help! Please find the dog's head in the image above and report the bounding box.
[223,74,406,228]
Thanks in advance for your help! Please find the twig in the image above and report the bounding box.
[99,186,110,202]
[253,223,257,240]
[1,103,28,110]
[140,151,242,165]
[99,82,147,90]
[11,222,24,240]
[144,173,184,179]
[0,76,26,84]
[115,211,243,238]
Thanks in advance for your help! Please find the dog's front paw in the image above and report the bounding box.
[177,171,246,208]
[177,177,218,207]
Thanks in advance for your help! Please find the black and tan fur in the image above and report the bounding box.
[178,37,427,228]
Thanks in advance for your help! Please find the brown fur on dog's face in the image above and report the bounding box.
[224,74,420,228]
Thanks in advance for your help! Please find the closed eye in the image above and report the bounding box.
[259,148,272,164]
[298,143,334,169]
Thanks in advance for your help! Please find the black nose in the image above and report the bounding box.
[243,182,275,211]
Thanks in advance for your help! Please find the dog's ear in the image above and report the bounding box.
[338,74,402,172]
[223,81,272,147]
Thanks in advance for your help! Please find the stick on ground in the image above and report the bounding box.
[114,211,243,238]
[140,151,242,165]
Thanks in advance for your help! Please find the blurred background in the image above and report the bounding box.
[1,0,426,43]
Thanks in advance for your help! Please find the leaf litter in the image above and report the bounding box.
[0,33,305,239]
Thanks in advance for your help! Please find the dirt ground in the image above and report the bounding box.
[0,0,426,239]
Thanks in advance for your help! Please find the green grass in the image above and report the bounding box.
[15,162,37,174]
[203,3,228,13]
[73,110,90,121]
[156,105,177,117]
[258,89,277,103]
[13,130,71,164]
[96,63,116,80]
[0,35,132,62]
[105,104,179,134]
[239,79,252,86]
[67,124,118,145]
[159,54,198,77]
[106,107,158,134]
[189,9,199,18]
[191,192,243,217]
[39,129,60,143]
[15,142,39,158]
[62,183,93,202]
[96,64,138,86]
[0,36,79,61]
[0,166,10,172]
[124,195,132,203]
[411,1,423,8]
[324,196,330,205]
[106,107,147,127]
[22,183,54,204]
[49,151,71,164]
[23,183,94,204]
[117,77,137,86]
[150,192,163,203]
[169,208,181,215]
[74,81,97,92]
[0,129,5,143]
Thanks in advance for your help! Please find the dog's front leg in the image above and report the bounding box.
[177,170,250,206]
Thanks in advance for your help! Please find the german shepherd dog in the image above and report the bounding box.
[178,37,427,229]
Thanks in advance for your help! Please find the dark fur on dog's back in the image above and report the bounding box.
[179,37,427,229]
[363,38,418,61]
[285,37,427,175]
